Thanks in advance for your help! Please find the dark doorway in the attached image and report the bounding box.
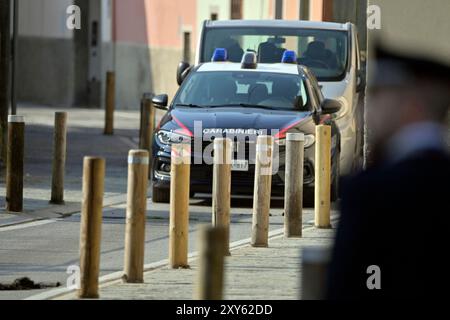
[183,32,191,63]
[275,0,283,19]
[73,0,102,108]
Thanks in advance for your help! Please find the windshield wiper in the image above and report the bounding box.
[208,103,278,110]
[174,103,204,108]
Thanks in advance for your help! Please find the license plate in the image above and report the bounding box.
[231,159,248,171]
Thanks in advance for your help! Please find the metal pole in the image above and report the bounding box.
[0,0,11,164]
[50,112,68,204]
[299,0,310,20]
[11,0,18,115]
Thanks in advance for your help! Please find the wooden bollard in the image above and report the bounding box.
[251,135,273,247]
[139,93,155,177]
[169,143,191,268]
[6,115,24,212]
[300,246,331,300]
[50,112,67,204]
[314,125,332,228]
[195,225,226,300]
[284,133,304,237]
[78,157,105,299]
[104,71,115,135]
[123,150,149,283]
[212,138,232,256]
[139,93,155,152]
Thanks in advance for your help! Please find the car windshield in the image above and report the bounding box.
[201,27,348,81]
[173,71,310,111]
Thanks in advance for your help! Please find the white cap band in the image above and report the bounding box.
[128,155,149,165]
[8,115,24,123]
[286,133,305,141]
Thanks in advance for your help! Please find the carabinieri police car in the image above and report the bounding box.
[150,48,342,204]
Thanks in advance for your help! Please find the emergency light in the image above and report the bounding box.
[211,48,228,62]
[281,50,297,64]
[241,51,257,69]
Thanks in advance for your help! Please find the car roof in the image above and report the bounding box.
[205,19,349,31]
[197,62,301,75]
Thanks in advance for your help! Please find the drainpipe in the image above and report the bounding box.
[11,0,18,115]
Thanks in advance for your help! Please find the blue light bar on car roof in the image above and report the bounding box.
[211,48,228,62]
[281,50,297,64]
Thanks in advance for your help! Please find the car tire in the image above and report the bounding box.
[152,185,170,203]
[331,151,340,202]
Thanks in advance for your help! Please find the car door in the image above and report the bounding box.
[305,73,340,153]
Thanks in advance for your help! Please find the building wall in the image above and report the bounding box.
[283,0,300,20]
[113,0,196,109]
[364,0,450,163]
[19,0,73,39]
[333,0,367,51]
[197,0,231,26]
[309,0,324,21]
[17,0,76,107]
[242,0,271,20]
[367,0,450,66]
[196,0,231,49]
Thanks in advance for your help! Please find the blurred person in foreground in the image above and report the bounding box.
[327,45,450,299]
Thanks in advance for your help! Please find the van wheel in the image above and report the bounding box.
[152,185,170,203]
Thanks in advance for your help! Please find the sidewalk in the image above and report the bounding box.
[0,104,143,227]
[56,225,335,300]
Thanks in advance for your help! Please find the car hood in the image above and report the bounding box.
[162,107,312,136]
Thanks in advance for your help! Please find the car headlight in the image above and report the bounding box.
[304,134,315,148]
[274,134,315,148]
[156,130,191,145]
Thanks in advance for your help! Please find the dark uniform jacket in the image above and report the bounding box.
[327,149,450,299]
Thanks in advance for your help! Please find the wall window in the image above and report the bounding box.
[299,0,310,20]
[183,31,191,63]
[275,0,283,19]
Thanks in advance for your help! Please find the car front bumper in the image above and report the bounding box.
[152,146,316,195]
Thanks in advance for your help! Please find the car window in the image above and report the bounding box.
[173,71,311,111]
[202,27,349,81]
[304,78,320,110]
[307,71,324,103]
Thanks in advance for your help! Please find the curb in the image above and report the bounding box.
[25,227,286,300]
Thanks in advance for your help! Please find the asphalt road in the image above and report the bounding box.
[0,195,317,300]
[0,106,324,300]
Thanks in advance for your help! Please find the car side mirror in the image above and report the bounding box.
[294,96,304,110]
[152,94,168,110]
[177,61,191,86]
[356,69,366,93]
[321,98,342,114]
